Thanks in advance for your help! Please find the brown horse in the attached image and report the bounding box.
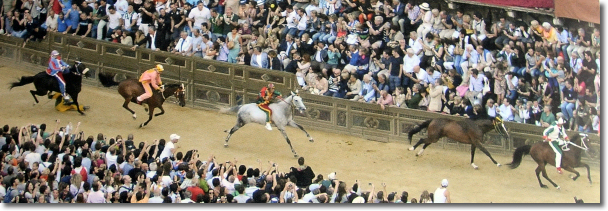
[407,117,510,169]
[507,133,597,189]
[98,73,186,127]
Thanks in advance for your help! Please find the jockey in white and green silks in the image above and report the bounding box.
[542,117,570,174]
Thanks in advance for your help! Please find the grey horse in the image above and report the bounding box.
[220,91,314,157]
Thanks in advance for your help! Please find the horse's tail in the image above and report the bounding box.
[9,76,35,90]
[507,145,532,169]
[219,105,242,114]
[408,119,432,144]
[98,72,120,87]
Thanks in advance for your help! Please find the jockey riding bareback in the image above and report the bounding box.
[137,64,165,105]
[543,117,570,174]
[258,83,282,131]
[47,50,71,103]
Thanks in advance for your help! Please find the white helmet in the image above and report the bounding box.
[51,50,60,56]
[556,118,565,125]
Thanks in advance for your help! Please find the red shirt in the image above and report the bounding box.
[187,186,205,201]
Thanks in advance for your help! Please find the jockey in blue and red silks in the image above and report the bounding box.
[47,50,72,103]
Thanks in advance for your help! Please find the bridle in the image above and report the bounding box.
[567,133,590,152]
[493,117,508,137]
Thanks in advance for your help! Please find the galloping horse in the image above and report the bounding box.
[98,73,186,127]
[507,133,596,189]
[10,61,89,115]
[220,90,314,158]
[408,117,510,169]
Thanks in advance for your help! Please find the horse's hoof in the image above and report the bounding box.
[139,123,145,128]
[80,113,86,116]
[309,138,314,143]
[408,147,415,151]
[293,154,299,158]
[496,163,502,167]
[132,114,137,119]
[556,186,561,190]
[224,144,229,148]
[541,185,548,189]
[471,163,479,170]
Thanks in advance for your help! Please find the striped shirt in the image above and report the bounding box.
[407,6,420,21]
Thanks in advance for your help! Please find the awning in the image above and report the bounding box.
[554,0,600,24]
[465,0,553,9]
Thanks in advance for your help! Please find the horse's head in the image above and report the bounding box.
[172,83,186,107]
[291,90,306,113]
[493,117,510,139]
[575,133,597,158]
[71,61,89,77]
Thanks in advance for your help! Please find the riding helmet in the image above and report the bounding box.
[156,64,164,72]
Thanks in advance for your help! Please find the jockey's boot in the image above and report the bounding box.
[265,122,273,131]
[557,167,563,174]
[63,94,73,105]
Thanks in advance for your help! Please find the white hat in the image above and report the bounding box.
[352,196,365,203]
[556,118,565,125]
[419,3,430,11]
[170,134,180,140]
[51,50,60,56]
[441,179,449,187]
[328,172,336,180]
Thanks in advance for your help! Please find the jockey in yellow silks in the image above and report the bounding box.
[137,64,164,104]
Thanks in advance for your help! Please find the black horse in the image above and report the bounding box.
[10,61,89,115]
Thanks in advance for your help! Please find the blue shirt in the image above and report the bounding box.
[349,50,360,66]
[61,0,72,14]
[57,18,68,32]
[359,81,376,102]
[558,30,569,43]
[67,10,80,29]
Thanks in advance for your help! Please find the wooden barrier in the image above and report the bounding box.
[0,33,598,164]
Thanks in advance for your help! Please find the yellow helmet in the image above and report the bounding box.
[156,64,164,72]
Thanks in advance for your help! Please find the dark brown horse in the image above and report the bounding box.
[10,61,89,115]
[507,133,596,189]
[407,117,510,169]
[98,73,186,127]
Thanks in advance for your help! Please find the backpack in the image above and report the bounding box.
[3,187,14,203]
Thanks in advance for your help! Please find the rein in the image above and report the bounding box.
[568,135,589,152]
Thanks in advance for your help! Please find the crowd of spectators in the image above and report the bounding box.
[0,0,600,132]
[0,120,452,203]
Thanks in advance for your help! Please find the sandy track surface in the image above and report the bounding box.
[1,65,600,203]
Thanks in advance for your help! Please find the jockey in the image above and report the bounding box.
[257,83,282,131]
[542,117,570,174]
[47,50,71,103]
[136,64,164,105]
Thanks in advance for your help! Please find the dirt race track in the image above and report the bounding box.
[0,65,601,203]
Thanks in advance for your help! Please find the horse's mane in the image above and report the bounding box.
[164,83,182,89]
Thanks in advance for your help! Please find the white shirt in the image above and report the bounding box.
[234,194,250,203]
[24,152,42,169]
[106,153,118,169]
[149,32,157,50]
[403,54,420,73]
[122,11,139,29]
[469,75,484,92]
[107,12,122,29]
[175,36,193,53]
[114,0,129,16]
[409,38,423,56]
[415,69,429,85]
[45,14,59,30]
[188,7,211,27]
[159,141,175,161]
[296,14,308,31]
[433,188,447,203]
[283,10,298,29]
[148,196,163,203]
[191,35,203,52]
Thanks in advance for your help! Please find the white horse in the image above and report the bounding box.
[220,91,314,157]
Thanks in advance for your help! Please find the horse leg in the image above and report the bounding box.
[140,107,154,128]
[581,163,592,184]
[416,143,431,156]
[288,120,314,142]
[278,128,298,158]
[123,99,137,119]
[562,165,580,181]
[409,138,425,151]
[470,145,479,169]
[71,95,85,115]
[475,143,501,167]
[536,166,548,188]
[224,119,245,147]
[154,106,165,117]
[30,90,42,104]
[541,168,560,189]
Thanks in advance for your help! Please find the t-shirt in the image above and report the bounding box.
[24,152,42,169]
[76,18,92,35]
[389,56,402,76]
[107,12,122,29]
[188,7,211,27]
[106,153,118,169]
[159,141,175,160]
